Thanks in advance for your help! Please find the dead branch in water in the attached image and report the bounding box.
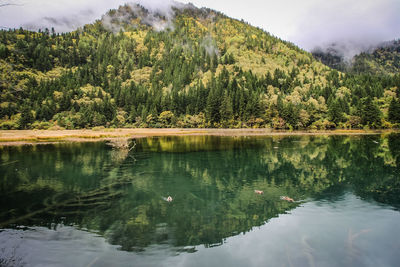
[107,138,130,149]
[107,138,136,150]
[107,138,137,162]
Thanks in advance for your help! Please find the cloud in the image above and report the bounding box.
[201,35,219,56]
[0,0,192,32]
[289,0,400,58]
[179,0,400,57]
[100,0,188,33]
[0,0,128,32]
[0,0,399,57]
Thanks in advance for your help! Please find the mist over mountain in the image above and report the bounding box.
[1,0,399,55]
[0,0,125,32]
[312,40,400,75]
[99,1,191,33]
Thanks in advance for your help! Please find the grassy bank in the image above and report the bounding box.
[0,128,397,146]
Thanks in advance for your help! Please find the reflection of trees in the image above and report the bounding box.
[1,134,400,251]
[88,135,400,250]
[357,134,400,206]
[0,142,127,226]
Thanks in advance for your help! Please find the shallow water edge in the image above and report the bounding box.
[0,128,395,146]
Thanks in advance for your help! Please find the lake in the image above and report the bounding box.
[1,134,399,267]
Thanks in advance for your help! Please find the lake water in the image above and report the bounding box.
[1,135,399,267]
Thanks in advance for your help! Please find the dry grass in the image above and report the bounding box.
[0,128,396,146]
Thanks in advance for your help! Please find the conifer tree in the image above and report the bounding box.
[388,98,400,123]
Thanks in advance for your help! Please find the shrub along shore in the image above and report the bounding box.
[0,128,396,146]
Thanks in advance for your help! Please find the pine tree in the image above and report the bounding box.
[328,99,344,125]
[220,90,233,122]
[19,105,34,129]
[388,98,400,123]
[361,97,381,128]
[206,77,221,124]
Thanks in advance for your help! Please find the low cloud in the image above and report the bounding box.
[289,0,400,58]
[0,0,193,33]
[180,0,400,57]
[312,42,377,63]
[101,1,188,33]
[0,0,128,32]
[201,36,219,56]
[0,0,398,58]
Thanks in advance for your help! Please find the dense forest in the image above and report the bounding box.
[312,40,400,76]
[1,2,400,130]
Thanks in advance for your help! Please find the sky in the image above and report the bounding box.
[0,0,399,55]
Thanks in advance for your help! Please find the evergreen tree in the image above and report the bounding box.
[361,97,381,128]
[220,90,233,122]
[328,99,344,125]
[388,98,400,123]
[19,105,34,129]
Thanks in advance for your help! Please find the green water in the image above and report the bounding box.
[0,135,400,267]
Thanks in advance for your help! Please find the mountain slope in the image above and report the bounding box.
[312,40,400,75]
[352,40,400,75]
[311,45,348,72]
[0,2,399,130]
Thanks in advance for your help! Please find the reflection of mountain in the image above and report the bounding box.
[0,134,399,251]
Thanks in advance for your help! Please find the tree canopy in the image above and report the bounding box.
[0,3,399,130]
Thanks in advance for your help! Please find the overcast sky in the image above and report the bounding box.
[0,0,399,53]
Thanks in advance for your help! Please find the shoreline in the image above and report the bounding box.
[0,128,397,146]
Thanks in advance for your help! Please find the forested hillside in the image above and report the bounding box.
[1,2,400,130]
[352,40,400,75]
[313,40,400,76]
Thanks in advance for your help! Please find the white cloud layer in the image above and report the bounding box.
[0,0,399,54]
[0,0,128,31]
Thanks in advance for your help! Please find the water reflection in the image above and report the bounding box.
[0,134,400,254]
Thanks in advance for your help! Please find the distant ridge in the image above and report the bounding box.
[312,40,400,75]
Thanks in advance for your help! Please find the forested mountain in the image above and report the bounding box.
[352,40,400,75]
[312,40,400,76]
[311,45,349,73]
[1,2,399,130]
